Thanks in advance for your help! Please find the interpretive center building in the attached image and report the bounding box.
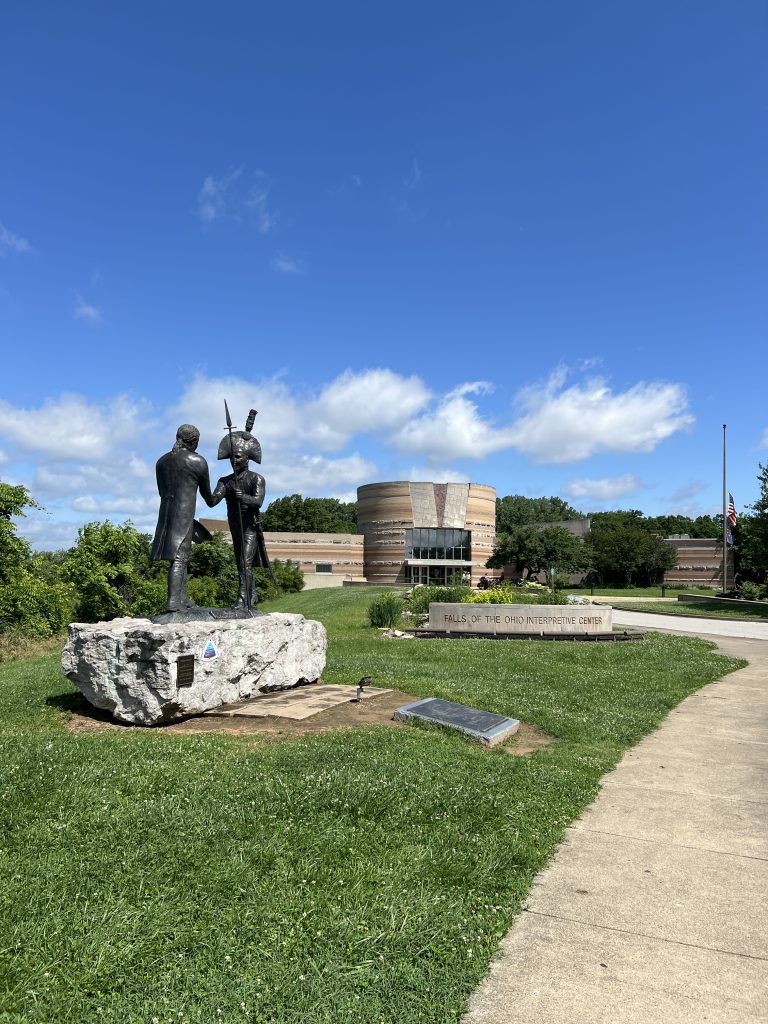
[200,480,496,588]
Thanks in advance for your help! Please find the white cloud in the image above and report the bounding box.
[509,369,694,464]
[171,368,432,456]
[13,516,83,552]
[72,495,158,515]
[73,293,103,323]
[0,393,153,460]
[391,381,511,461]
[265,453,377,497]
[0,222,32,256]
[245,171,277,234]
[6,363,696,550]
[562,474,647,502]
[405,465,470,483]
[270,253,305,274]
[197,167,277,232]
[403,158,422,189]
[196,166,243,223]
[310,369,431,448]
[670,480,706,502]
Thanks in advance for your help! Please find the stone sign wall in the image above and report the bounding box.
[428,602,612,635]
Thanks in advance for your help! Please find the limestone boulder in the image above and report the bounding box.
[61,612,327,725]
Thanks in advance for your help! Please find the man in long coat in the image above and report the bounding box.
[151,423,215,611]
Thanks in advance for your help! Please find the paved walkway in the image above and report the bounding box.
[612,607,768,641]
[464,630,768,1023]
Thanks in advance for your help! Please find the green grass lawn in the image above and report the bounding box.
[0,588,744,1024]
[612,599,768,621]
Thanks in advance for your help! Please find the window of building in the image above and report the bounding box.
[315,563,333,574]
[407,565,470,586]
[405,528,471,561]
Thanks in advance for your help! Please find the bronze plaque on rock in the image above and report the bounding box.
[176,655,195,687]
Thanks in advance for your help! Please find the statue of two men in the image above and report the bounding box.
[150,418,269,614]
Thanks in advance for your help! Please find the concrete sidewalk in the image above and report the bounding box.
[464,635,768,1023]
[612,607,768,641]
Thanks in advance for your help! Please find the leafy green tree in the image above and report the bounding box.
[588,527,676,586]
[262,495,357,533]
[31,549,69,584]
[253,559,305,603]
[488,526,591,579]
[592,510,721,539]
[0,482,37,581]
[63,521,153,622]
[496,495,584,533]
[188,532,240,605]
[588,509,647,531]
[738,463,768,583]
[0,483,74,639]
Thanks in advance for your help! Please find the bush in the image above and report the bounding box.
[469,585,567,606]
[0,570,74,637]
[408,585,472,614]
[739,581,765,601]
[186,576,220,609]
[253,559,306,604]
[367,592,405,628]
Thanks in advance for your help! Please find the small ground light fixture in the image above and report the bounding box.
[354,675,373,702]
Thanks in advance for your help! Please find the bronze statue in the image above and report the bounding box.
[210,405,273,610]
[151,424,215,612]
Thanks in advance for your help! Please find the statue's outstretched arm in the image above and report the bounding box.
[208,479,226,507]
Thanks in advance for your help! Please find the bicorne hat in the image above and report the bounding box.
[217,431,262,464]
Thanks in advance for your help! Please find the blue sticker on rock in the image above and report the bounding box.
[202,639,218,661]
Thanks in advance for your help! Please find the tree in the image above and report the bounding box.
[488,526,591,579]
[63,521,155,622]
[253,559,305,603]
[0,483,73,640]
[262,495,358,533]
[588,527,676,587]
[0,482,37,581]
[188,532,239,606]
[496,495,584,534]
[738,463,768,583]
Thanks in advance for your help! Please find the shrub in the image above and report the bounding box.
[469,585,567,606]
[186,576,220,609]
[408,585,472,614]
[739,580,765,601]
[253,559,306,604]
[0,570,74,637]
[367,592,405,628]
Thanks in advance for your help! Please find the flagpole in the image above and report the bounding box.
[722,424,728,593]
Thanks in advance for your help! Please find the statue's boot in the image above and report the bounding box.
[233,569,255,610]
[167,560,187,612]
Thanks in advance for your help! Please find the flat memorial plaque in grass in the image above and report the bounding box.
[394,697,520,746]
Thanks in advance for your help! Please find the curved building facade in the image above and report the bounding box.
[357,481,496,586]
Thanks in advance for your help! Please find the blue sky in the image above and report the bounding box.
[1,2,765,548]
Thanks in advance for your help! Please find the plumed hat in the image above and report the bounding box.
[217,431,262,464]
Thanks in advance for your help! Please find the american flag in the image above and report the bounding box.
[727,493,737,527]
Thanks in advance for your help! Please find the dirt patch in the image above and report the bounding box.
[62,687,554,753]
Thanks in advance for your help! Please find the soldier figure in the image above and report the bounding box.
[151,424,215,612]
[211,426,270,609]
